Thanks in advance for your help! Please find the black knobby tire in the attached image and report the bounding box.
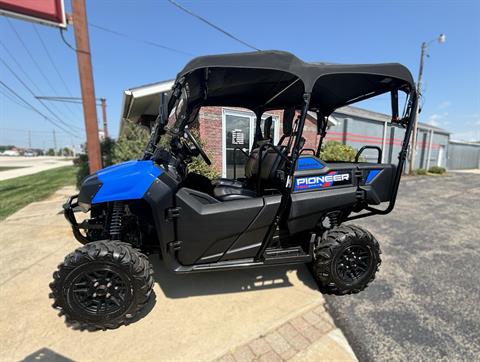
[312,224,381,295]
[49,240,154,330]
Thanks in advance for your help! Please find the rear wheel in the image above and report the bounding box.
[49,241,154,330]
[312,225,381,295]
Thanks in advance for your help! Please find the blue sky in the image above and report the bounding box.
[1,0,479,149]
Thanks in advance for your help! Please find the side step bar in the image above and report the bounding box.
[167,234,316,274]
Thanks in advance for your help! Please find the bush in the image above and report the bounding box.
[75,138,116,187]
[428,166,446,174]
[75,120,220,185]
[413,168,427,175]
[186,127,219,179]
[319,141,357,162]
[112,121,149,163]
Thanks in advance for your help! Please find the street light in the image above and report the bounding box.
[409,34,446,174]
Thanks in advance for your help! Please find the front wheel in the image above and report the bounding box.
[312,225,381,295]
[49,241,154,330]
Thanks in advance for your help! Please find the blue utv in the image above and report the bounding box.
[51,50,417,330]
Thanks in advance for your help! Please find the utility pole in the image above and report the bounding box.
[409,42,426,174]
[409,34,446,174]
[100,97,108,138]
[28,130,31,148]
[71,0,102,172]
[53,129,57,150]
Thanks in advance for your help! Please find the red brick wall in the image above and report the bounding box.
[198,106,223,173]
[198,107,320,175]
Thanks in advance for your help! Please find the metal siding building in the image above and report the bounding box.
[331,107,450,170]
[447,141,480,170]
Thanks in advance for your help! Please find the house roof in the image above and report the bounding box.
[119,79,174,136]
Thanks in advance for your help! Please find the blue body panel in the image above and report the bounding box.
[366,169,381,184]
[92,160,162,204]
[296,156,325,171]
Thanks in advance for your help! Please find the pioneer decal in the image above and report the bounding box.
[294,171,351,191]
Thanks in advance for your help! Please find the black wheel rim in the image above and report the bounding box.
[335,245,372,284]
[70,265,133,317]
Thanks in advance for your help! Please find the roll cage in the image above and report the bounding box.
[147,50,417,220]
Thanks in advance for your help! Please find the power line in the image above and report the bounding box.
[35,96,103,106]
[0,81,79,138]
[0,41,43,95]
[33,25,78,104]
[167,0,260,51]
[88,22,195,56]
[6,18,82,124]
[0,55,84,131]
[33,25,83,123]
[0,88,32,110]
[0,127,74,135]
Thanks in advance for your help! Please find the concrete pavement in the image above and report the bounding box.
[0,156,73,181]
[0,186,355,362]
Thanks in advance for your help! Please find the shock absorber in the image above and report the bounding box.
[322,211,342,229]
[109,202,124,240]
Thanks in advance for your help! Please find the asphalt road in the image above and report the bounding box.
[0,156,73,181]
[325,172,480,361]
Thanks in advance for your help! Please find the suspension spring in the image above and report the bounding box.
[109,202,124,240]
[326,211,342,229]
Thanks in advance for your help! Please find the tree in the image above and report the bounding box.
[46,148,55,156]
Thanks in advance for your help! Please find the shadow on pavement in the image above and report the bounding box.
[22,348,74,362]
[151,256,319,298]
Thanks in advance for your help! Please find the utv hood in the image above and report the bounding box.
[78,160,162,205]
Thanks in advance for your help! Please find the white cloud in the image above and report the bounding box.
[426,112,448,127]
[452,130,480,142]
[438,101,451,109]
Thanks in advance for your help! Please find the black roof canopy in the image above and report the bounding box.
[175,50,415,114]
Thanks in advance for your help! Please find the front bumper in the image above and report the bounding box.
[63,195,89,244]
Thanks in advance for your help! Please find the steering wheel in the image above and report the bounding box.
[184,128,212,165]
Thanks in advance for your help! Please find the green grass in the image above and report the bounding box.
[0,166,77,220]
[0,166,26,172]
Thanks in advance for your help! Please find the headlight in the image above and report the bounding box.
[77,173,102,211]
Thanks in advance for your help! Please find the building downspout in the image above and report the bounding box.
[426,129,434,170]
[382,121,388,163]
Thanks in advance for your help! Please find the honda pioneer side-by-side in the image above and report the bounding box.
[51,50,417,330]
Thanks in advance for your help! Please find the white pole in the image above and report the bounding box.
[426,129,434,170]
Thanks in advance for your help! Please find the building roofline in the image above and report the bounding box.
[449,140,480,146]
[334,105,451,134]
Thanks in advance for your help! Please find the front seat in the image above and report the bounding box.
[213,144,286,201]
[212,185,257,201]
[212,116,274,191]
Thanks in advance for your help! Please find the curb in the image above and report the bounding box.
[214,303,357,362]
